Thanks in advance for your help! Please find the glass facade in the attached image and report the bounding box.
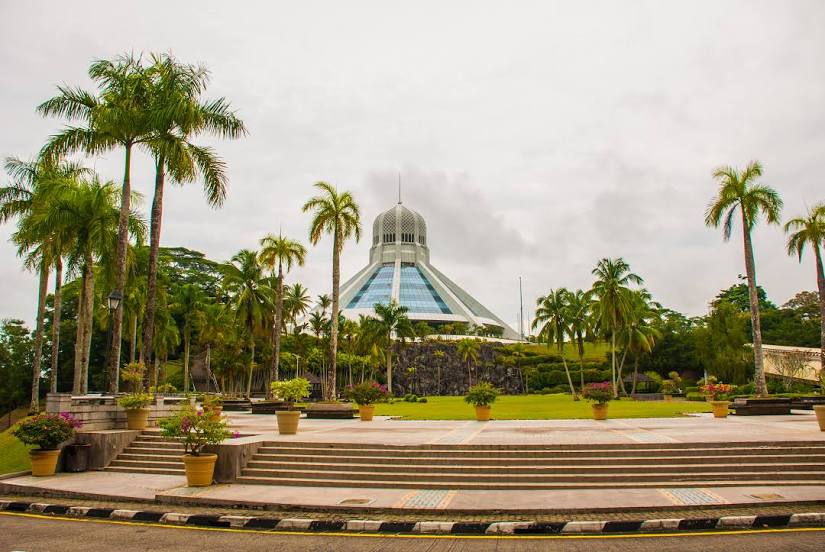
[399,264,452,314]
[347,264,394,308]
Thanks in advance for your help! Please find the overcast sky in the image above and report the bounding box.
[1,1,824,332]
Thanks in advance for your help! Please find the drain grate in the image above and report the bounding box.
[659,488,729,506]
[338,498,373,505]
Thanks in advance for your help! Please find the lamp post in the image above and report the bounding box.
[295,354,302,379]
[105,291,123,394]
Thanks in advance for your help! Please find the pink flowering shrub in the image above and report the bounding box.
[345,381,389,406]
[13,412,81,450]
[582,382,613,404]
[700,383,735,401]
[159,406,232,456]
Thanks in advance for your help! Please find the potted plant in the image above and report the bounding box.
[701,382,735,418]
[12,413,81,476]
[159,405,232,486]
[465,382,499,421]
[582,382,613,420]
[117,393,154,430]
[345,381,388,421]
[271,378,311,434]
[202,394,223,415]
[661,379,676,401]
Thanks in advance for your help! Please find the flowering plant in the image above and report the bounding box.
[345,381,388,406]
[13,412,81,450]
[700,383,735,401]
[582,382,614,404]
[159,406,233,456]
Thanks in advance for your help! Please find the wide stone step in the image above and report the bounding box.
[239,466,825,484]
[105,466,185,476]
[257,440,825,451]
[122,447,183,457]
[129,440,185,450]
[243,459,825,475]
[250,452,825,466]
[109,458,184,470]
[234,475,825,490]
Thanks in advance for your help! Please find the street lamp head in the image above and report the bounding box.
[107,290,123,311]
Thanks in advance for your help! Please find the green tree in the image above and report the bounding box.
[222,249,273,397]
[259,234,306,394]
[784,203,825,373]
[140,54,246,392]
[365,300,413,395]
[303,182,361,399]
[284,283,311,333]
[456,338,480,388]
[713,281,775,312]
[617,290,661,394]
[532,289,578,399]
[705,161,783,395]
[565,289,592,391]
[694,301,752,384]
[0,320,34,416]
[169,284,206,393]
[590,257,643,396]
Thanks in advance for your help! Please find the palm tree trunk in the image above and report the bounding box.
[246,339,255,398]
[129,314,137,364]
[271,264,285,397]
[183,330,190,393]
[109,142,133,393]
[631,357,640,394]
[327,238,341,400]
[73,268,87,395]
[386,346,393,396]
[560,352,578,400]
[81,256,95,394]
[50,258,63,394]
[814,244,825,374]
[617,347,629,395]
[140,158,165,391]
[29,264,50,414]
[742,219,767,396]
[577,335,585,392]
[611,331,618,398]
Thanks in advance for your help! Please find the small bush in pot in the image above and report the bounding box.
[701,382,735,418]
[465,382,499,421]
[270,378,311,434]
[345,381,388,421]
[13,413,81,476]
[661,379,676,400]
[582,382,613,420]
[159,405,233,486]
[117,393,154,430]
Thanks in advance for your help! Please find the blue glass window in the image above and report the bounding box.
[347,265,394,308]
[398,264,452,314]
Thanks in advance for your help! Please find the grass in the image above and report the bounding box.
[0,426,30,475]
[505,341,611,362]
[374,394,711,420]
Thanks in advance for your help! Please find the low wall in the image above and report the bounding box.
[45,393,194,431]
[73,430,140,470]
[205,437,263,483]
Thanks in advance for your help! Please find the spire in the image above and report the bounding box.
[398,173,402,204]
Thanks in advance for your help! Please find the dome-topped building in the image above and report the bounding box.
[337,199,519,340]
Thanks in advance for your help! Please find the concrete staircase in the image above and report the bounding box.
[234,440,825,490]
[105,430,185,476]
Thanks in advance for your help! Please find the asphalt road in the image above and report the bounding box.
[2,513,825,552]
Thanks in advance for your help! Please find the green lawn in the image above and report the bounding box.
[0,427,30,475]
[374,394,711,420]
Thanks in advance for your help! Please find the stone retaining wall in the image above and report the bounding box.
[45,393,194,431]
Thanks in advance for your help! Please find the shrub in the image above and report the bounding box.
[737,382,755,396]
[271,378,311,407]
[120,362,145,392]
[403,393,419,402]
[701,383,736,401]
[686,392,705,402]
[202,394,223,410]
[117,393,153,410]
[550,385,569,394]
[661,379,676,394]
[465,382,500,407]
[418,397,428,403]
[668,371,683,392]
[685,386,699,394]
[13,413,81,450]
[644,371,663,392]
[151,383,177,394]
[582,369,601,383]
[345,381,389,406]
[582,382,613,404]
[159,406,234,456]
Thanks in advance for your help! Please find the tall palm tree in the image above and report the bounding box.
[456,338,480,388]
[303,182,361,399]
[222,249,273,398]
[139,54,246,391]
[366,300,413,395]
[259,234,306,393]
[616,289,661,395]
[591,258,643,397]
[197,302,230,392]
[308,311,327,338]
[169,284,206,393]
[566,289,592,392]
[532,289,578,399]
[785,202,825,373]
[284,283,311,332]
[316,294,332,316]
[38,54,154,392]
[705,161,783,396]
[1,156,88,410]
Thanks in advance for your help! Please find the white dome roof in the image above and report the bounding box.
[371,203,427,247]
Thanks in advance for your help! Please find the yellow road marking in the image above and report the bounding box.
[2,511,825,540]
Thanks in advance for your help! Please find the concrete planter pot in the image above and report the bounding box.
[592,403,609,420]
[29,449,61,477]
[474,405,491,421]
[814,405,825,431]
[276,410,301,434]
[182,453,217,487]
[358,405,375,421]
[711,400,729,418]
[125,408,150,430]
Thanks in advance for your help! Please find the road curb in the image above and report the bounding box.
[1,499,823,535]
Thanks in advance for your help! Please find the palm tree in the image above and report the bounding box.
[222,249,273,397]
[303,182,361,399]
[284,283,311,332]
[259,234,306,394]
[316,294,332,316]
[456,338,480,388]
[532,289,578,399]
[785,202,825,373]
[169,284,206,393]
[151,295,180,389]
[705,161,783,396]
[591,258,643,397]
[139,54,246,391]
[197,302,230,392]
[566,289,592,392]
[616,290,661,395]
[367,300,414,395]
[308,311,327,338]
[38,54,154,392]
[1,156,88,410]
